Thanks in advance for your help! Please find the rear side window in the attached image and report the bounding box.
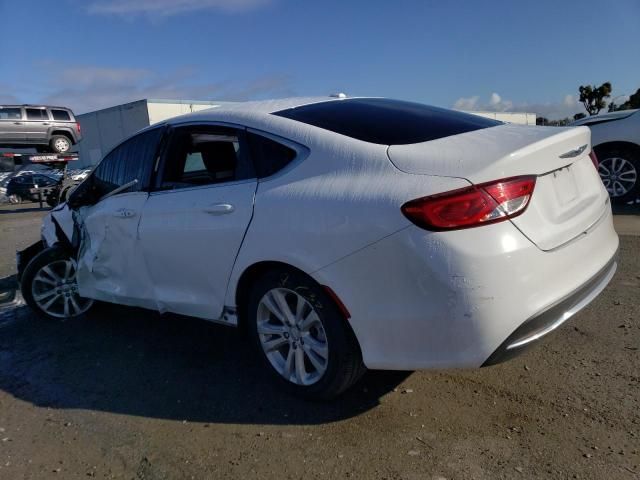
[273,98,502,145]
[247,132,297,178]
[25,108,50,120]
[92,127,164,196]
[0,107,22,120]
[51,109,71,121]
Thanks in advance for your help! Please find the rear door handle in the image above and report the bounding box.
[203,203,235,215]
[13,122,22,125]
[114,208,136,218]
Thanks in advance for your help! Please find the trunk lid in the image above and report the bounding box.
[388,124,610,251]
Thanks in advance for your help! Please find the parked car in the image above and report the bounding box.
[0,105,82,153]
[17,97,618,399]
[571,109,640,204]
[6,172,61,205]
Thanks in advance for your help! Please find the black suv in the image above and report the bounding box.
[0,105,82,153]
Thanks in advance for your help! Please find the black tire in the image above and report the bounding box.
[595,145,640,205]
[45,194,58,208]
[247,268,365,400]
[21,246,94,321]
[49,135,72,154]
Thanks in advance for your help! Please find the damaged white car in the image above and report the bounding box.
[17,97,619,399]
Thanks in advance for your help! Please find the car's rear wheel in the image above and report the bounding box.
[596,146,639,204]
[49,135,71,154]
[21,247,94,320]
[247,268,365,400]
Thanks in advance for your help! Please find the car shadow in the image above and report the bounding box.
[0,289,410,425]
[612,202,640,216]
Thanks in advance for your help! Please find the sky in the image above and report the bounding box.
[1,0,639,119]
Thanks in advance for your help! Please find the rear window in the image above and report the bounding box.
[273,98,501,145]
[51,109,71,121]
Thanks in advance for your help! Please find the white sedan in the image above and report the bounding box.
[18,97,619,399]
[572,109,640,204]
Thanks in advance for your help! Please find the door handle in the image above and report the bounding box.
[114,208,136,218]
[203,203,235,215]
[42,123,50,125]
[13,122,23,125]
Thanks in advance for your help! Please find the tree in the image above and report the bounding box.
[609,88,640,111]
[578,82,612,115]
[573,112,586,121]
[536,117,549,126]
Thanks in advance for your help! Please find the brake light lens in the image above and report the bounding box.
[589,150,598,169]
[401,176,536,231]
[76,122,81,134]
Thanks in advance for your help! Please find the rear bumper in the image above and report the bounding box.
[482,253,617,366]
[313,205,619,370]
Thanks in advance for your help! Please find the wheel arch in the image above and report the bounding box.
[232,260,350,331]
[593,140,640,158]
[49,129,76,144]
[234,261,311,329]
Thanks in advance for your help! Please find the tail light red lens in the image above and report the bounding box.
[589,150,598,169]
[76,122,81,134]
[401,176,536,231]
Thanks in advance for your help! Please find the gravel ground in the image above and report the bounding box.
[0,203,638,479]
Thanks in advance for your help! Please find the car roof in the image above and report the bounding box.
[571,109,638,126]
[163,96,344,126]
[0,105,73,111]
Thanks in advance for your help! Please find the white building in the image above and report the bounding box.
[75,99,536,167]
[75,99,232,166]
[466,110,537,125]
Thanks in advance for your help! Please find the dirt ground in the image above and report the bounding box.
[0,203,638,480]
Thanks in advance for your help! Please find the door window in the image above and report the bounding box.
[25,109,50,120]
[0,107,22,120]
[159,126,254,190]
[68,127,164,206]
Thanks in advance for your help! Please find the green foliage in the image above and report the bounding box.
[579,82,612,115]
[573,112,586,121]
[609,88,640,111]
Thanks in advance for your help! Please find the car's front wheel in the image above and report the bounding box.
[596,145,639,204]
[248,268,365,400]
[21,247,94,320]
[49,135,72,154]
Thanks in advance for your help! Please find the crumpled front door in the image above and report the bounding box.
[75,191,155,309]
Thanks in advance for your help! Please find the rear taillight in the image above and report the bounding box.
[589,150,598,169]
[76,122,81,134]
[401,176,536,231]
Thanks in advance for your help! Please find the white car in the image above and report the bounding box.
[572,109,640,204]
[18,97,619,399]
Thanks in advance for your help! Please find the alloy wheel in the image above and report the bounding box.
[257,288,329,386]
[54,138,70,153]
[31,258,93,318]
[598,157,637,197]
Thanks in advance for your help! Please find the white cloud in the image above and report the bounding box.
[453,95,479,110]
[563,94,578,108]
[453,92,586,120]
[13,65,294,114]
[87,0,272,17]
